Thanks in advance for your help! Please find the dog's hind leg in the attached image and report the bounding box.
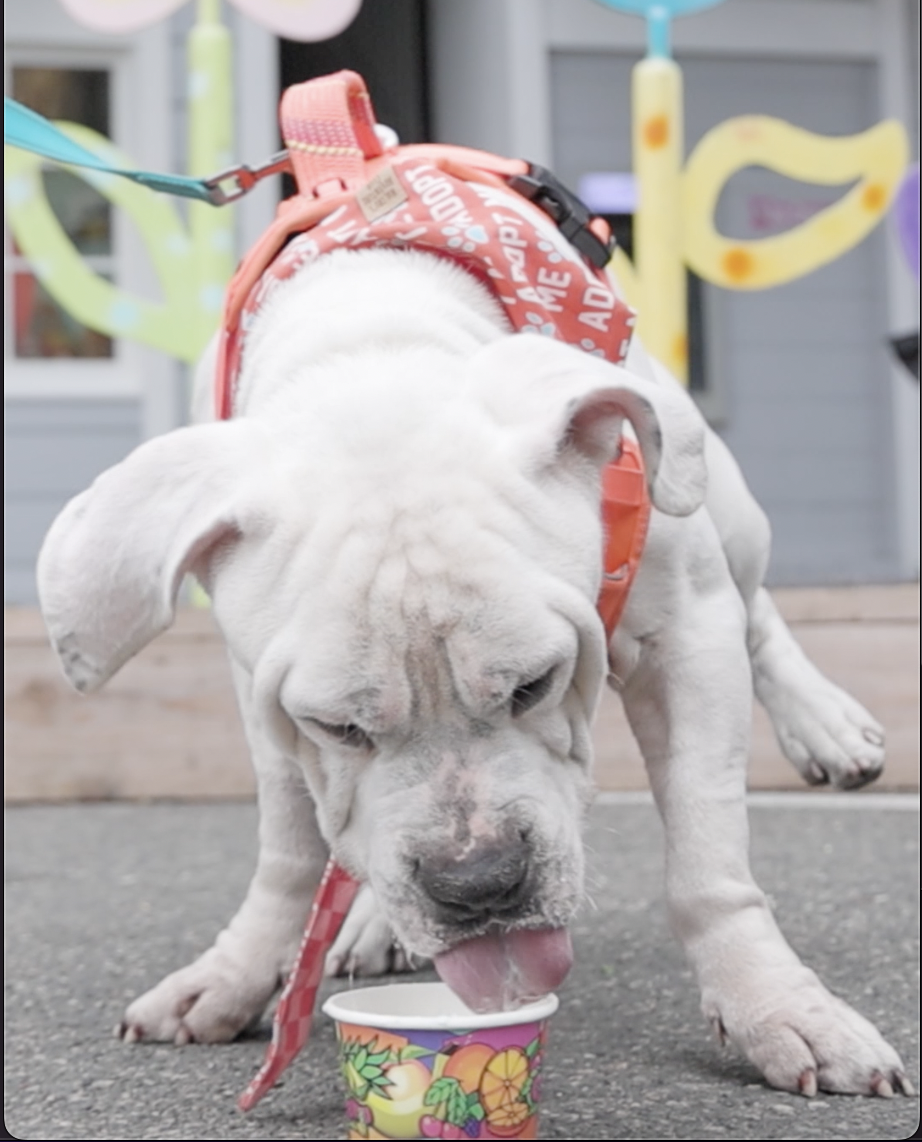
[702,426,885,790]
[118,660,328,1044]
[746,587,885,788]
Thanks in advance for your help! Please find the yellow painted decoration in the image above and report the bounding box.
[631,55,688,381]
[682,116,908,290]
[188,0,235,351]
[3,1,240,366]
[607,246,640,313]
[188,1,235,611]
[4,123,204,362]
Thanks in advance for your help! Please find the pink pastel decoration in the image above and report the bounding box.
[58,0,363,41]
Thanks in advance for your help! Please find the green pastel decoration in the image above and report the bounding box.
[5,122,205,362]
[186,0,235,354]
[5,0,363,365]
[4,0,235,364]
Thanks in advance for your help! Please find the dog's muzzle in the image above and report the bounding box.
[411,835,574,1013]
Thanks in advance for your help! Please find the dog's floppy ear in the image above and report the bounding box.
[37,419,268,694]
[472,334,707,516]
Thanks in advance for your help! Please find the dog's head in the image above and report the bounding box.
[38,334,705,1010]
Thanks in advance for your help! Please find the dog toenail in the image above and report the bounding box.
[799,1069,818,1097]
[871,1072,894,1098]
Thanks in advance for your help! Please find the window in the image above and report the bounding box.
[7,67,117,360]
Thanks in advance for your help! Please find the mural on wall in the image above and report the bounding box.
[4,0,363,365]
[594,0,909,383]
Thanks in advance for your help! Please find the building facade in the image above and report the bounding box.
[4,0,919,602]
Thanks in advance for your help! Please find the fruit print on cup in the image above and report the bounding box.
[323,982,557,1140]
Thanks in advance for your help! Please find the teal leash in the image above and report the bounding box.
[3,96,288,205]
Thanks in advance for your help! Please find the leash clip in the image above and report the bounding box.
[508,163,615,269]
[203,150,292,205]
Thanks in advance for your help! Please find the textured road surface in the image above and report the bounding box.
[4,795,919,1141]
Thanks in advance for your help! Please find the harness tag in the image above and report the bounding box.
[356,164,407,221]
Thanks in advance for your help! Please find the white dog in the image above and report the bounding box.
[37,244,910,1098]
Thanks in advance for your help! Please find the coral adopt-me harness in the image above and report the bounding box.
[227,71,651,1112]
[216,71,650,646]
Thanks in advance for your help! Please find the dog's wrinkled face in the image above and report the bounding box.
[202,401,611,1007]
[276,574,599,927]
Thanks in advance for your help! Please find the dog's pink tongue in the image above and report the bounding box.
[434,928,572,1013]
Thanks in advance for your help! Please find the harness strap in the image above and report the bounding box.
[598,440,651,640]
[280,70,383,197]
[215,74,536,419]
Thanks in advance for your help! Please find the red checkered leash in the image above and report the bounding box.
[236,73,371,1114]
[238,859,359,1111]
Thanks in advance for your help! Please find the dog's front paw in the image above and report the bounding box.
[325,884,420,978]
[117,942,285,1045]
[705,970,914,1097]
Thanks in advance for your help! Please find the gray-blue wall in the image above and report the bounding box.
[4,399,141,603]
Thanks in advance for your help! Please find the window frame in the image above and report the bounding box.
[3,44,152,399]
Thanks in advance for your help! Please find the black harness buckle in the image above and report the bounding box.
[507,163,616,270]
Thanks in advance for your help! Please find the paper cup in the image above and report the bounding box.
[322,981,558,1140]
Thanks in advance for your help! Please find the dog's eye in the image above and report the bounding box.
[510,668,556,717]
[306,719,375,751]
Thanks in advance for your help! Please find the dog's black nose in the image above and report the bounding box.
[417,837,530,923]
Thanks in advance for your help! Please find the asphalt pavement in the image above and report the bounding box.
[4,794,919,1141]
